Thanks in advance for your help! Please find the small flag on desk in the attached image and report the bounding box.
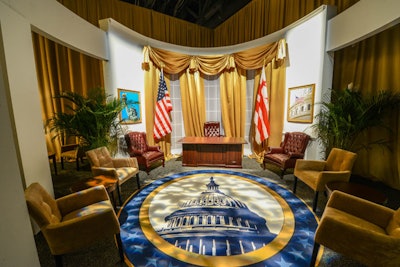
[254,66,271,144]
[154,70,173,140]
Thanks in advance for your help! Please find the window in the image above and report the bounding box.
[169,73,255,155]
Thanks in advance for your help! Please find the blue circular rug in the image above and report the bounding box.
[118,170,319,267]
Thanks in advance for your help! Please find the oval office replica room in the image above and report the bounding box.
[1,0,400,266]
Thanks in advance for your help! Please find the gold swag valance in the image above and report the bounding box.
[142,39,286,74]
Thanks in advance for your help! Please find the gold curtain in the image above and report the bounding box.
[32,32,104,159]
[57,0,213,47]
[143,41,286,157]
[58,0,359,47]
[213,0,359,46]
[332,24,400,189]
[219,68,246,138]
[180,70,205,137]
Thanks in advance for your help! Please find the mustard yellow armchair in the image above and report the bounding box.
[310,190,400,267]
[86,146,140,190]
[293,147,357,211]
[24,182,124,267]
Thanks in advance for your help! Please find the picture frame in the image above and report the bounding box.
[118,88,142,124]
[287,84,315,123]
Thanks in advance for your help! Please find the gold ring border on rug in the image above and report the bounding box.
[139,173,295,267]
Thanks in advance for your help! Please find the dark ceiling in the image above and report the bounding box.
[120,0,252,29]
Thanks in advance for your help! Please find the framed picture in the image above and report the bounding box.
[118,89,142,124]
[287,84,315,123]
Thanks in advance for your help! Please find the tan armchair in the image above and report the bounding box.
[24,182,124,267]
[293,147,357,211]
[59,134,84,171]
[86,146,140,190]
[263,132,310,178]
[124,132,165,174]
[60,143,83,171]
[310,190,400,267]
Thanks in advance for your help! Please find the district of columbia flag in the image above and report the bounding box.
[254,66,271,144]
[153,70,173,140]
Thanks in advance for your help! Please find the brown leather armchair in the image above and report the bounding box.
[25,182,124,267]
[263,132,310,178]
[310,190,400,267]
[86,146,140,190]
[124,132,165,174]
[293,147,357,212]
[204,121,221,137]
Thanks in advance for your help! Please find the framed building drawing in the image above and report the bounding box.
[287,84,315,123]
[118,88,141,124]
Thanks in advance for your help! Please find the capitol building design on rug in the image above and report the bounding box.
[119,170,319,267]
[155,177,277,256]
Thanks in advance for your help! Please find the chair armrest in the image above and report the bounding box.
[327,191,394,228]
[316,171,351,186]
[316,210,399,253]
[288,152,304,159]
[147,145,161,152]
[43,205,119,254]
[130,149,143,156]
[61,144,79,153]
[112,157,139,168]
[56,185,109,216]
[295,159,326,171]
[266,147,284,154]
[90,167,118,178]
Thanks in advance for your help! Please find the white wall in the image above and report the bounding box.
[0,3,41,266]
[327,0,400,51]
[101,19,147,133]
[0,0,107,265]
[284,6,335,160]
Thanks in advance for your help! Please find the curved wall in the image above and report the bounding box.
[100,6,334,160]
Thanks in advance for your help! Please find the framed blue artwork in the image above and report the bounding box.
[118,88,142,124]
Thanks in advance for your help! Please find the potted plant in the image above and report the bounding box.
[49,87,126,153]
[312,87,400,154]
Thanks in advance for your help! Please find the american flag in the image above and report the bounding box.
[154,70,173,140]
[254,66,271,144]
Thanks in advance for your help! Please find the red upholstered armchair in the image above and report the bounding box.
[204,121,221,137]
[124,132,165,174]
[263,132,310,178]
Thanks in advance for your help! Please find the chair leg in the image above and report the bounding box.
[312,191,319,212]
[309,242,320,267]
[293,176,298,193]
[280,169,285,179]
[117,184,122,206]
[116,233,125,263]
[76,158,80,171]
[54,255,63,267]
[61,157,65,169]
[136,173,140,189]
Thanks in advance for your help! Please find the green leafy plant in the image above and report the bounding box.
[49,88,126,152]
[313,88,400,153]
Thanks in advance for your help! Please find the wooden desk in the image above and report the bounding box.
[178,136,246,168]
